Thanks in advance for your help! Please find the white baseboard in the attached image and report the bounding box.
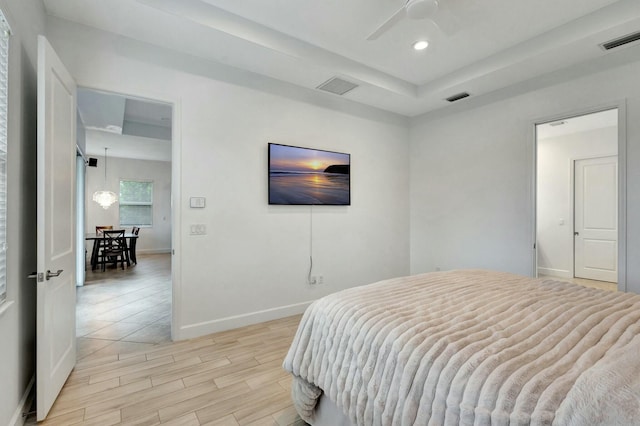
[537,267,571,279]
[137,248,171,255]
[176,301,312,340]
[9,375,34,426]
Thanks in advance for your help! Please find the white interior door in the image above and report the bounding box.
[574,156,617,283]
[36,35,77,421]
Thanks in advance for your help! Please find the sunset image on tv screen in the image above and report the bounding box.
[268,143,350,205]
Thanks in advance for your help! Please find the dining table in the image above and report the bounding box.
[85,232,139,270]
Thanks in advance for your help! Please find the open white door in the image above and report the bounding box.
[574,156,617,283]
[36,35,77,421]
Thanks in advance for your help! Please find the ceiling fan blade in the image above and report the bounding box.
[367,6,407,40]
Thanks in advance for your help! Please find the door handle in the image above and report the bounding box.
[574,231,579,236]
[46,269,63,280]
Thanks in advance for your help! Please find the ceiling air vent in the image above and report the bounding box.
[600,31,640,51]
[445,92,470,103]
[317,77,359,96]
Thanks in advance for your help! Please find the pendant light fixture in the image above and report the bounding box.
[92,147,118,209]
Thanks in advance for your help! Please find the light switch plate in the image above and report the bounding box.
[190,197,206,208]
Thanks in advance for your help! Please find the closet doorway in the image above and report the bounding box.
[535,108,620,290]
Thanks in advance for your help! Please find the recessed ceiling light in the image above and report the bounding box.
[412,40,429,51]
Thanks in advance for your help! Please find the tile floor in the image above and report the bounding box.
[76,253,172,361]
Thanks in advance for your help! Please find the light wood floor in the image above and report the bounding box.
[539,274,617,292]
[30,314,305,425]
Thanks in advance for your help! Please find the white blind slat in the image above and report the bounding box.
[0,10,9,305]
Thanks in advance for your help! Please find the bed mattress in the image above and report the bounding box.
[283,270,640,425]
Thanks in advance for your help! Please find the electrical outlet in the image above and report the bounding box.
[190,224,206,235]
[318,275,324,284]
[309,276,317,285]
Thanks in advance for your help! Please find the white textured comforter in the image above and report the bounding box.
[283,270,640,425]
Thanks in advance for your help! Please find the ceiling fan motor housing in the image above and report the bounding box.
[406,0,439,19]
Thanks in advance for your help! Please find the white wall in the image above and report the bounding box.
[537,126,617,278]
[0,1,44,424]
[409,101,532,275]
[45,2,640,345]
[47,18,410,338]
[410,59,640,293]
[85,155,172,253]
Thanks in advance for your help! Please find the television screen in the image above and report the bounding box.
[268,143,350,205]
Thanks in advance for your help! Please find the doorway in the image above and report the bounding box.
[75,88,174,359]
[535,108,619,289]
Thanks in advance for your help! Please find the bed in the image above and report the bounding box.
[283,270,640,425]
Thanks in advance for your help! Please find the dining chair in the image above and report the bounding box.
[129,227,140,265]
[95,225,113,234]
[91,225,114,269]
[99,230,128,271]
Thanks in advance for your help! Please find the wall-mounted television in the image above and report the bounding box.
[268,143,350,205]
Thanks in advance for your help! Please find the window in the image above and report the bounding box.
[0,12,10,306]
[119,180,153,227]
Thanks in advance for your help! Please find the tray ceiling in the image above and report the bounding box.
[44,0,640,117]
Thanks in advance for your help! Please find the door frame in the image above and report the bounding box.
[531,101,627,291]
[75,82,182,339]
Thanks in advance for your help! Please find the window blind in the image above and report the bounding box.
[119,180,153,227]
[0,12,10,305]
